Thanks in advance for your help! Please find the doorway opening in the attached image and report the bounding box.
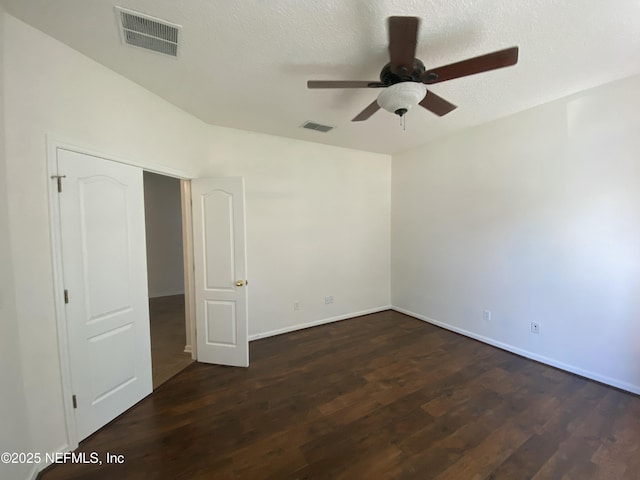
[142,171,193,388]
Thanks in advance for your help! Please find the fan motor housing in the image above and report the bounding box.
[380,59,427,85]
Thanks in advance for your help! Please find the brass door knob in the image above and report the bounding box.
[235,280,245,287]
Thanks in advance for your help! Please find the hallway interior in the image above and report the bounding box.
[149,294,193,389]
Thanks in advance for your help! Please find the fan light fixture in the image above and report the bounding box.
[377,82,427,117]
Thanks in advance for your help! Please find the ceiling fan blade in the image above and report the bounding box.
[421,46,519,84]
[352,99,381,122]
[388,16,420,74]
[419,91,457,116]
[307,80,384,89]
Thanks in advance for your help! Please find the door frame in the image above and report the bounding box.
[46,136,195,448]
[180,179,197,360]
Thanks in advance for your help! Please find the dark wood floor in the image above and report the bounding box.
[41,311,640,479]
[149,294,193,389]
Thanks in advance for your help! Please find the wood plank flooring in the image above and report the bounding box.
[40,311,640,479]
[149,294,193,389]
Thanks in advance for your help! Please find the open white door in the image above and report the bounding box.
[57,149,152,441]
[191,177,249,367]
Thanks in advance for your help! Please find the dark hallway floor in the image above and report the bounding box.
[149,294,193,389]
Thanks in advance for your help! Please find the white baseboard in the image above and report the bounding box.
[29,442,71,480]
[392,306,640,396]
[28,464,39,480]
[148,290,185,299]
[248,305,392,341]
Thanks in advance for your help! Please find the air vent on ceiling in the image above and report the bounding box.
[301,121,334,133]
[115,6,181,57]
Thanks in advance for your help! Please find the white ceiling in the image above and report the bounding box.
[2,0,640,154]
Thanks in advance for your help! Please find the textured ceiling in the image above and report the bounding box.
[2,0,640,154]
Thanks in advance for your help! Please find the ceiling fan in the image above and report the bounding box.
[307,16,519,122]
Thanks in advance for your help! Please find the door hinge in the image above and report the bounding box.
[72,395,77,409]
[51,174,67,193]
[64,289,69,304]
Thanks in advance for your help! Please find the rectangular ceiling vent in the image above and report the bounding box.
[115,6,181,57]
[301,121,334,133]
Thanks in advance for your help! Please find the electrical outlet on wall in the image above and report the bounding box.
[483,310,491,321]
[324,296,334,305]
[531,322,540,334]
[293,301,300,311]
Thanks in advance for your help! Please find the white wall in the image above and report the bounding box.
[3,13,391,464]
[205,126,391,338]
[3,14,209,461]
[0,10,35,480]
[143,172,184,298]
[392,74,640,393]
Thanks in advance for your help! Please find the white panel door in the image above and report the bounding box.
[57,149,152,441]
[191,177,248,366]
